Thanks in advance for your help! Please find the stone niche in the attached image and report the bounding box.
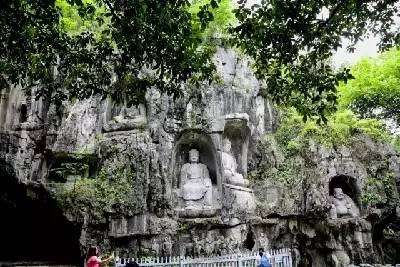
[103,100,147,133]
[172,131,221,218]
[47,152,97,183]
[221,113,256,221]
[328,175,360,219]
[222,113,250,176]
[109,214,149,237]
[0,88,47,131]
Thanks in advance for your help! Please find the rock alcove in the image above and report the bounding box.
[329,175,360,205]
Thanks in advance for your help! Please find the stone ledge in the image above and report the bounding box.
[101,129,147,137]
[223,183,253,192]
[175,207,221,218]
[224,113,249,121]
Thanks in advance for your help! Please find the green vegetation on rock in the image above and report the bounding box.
[54,161,136,223]
[362,174,397,209]
[248,133,312,187]
[275,108,397,150]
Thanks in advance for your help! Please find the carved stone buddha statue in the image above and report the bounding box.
[221,139,249,187]
[180,149,213,209]
[329,187,359,219]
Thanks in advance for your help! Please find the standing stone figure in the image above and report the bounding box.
[218,236,228,255]
[192,235,203,257]
[205,234,215,256]
[162,236,173,256]
[329,188,359,219]
[151,240,160,255]
[258,233,269,251]
[292,246,301,267]
[220,139,249,187]
[225,236,235,254]
[181,149,213,209]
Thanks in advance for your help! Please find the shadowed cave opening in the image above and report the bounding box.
[19,103,27,123]
[243,230,255,251]
[0,167,81,264]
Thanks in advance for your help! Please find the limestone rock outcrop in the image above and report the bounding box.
[0,48,399,266]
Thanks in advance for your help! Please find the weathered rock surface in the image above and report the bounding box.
[0,48,399,266]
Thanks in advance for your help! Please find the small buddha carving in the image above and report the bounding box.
[180,149,213,209]
[103,104,146,132]
[221,139,249,187]
[329,188,359,219]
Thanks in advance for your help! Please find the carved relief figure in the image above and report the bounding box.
[221,139,249,187]
[329,188,359,219]
[181,149,213,209]
[103,104,147,132]
[306,183,325,211]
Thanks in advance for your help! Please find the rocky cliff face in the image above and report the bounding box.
[0,48,398,266]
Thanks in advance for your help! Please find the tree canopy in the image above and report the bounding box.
[1,0,220,105]
[338,48,400,125]
[2,0,400,119]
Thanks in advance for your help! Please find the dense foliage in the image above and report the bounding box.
[189,0,235,44]
[2,0,400,119]
[338,48,400,125]
[275,109,399,152]
[56,0,110,36]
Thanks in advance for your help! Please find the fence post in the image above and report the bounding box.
[114,255,119,267]
[179,255,184,267]
[289,250,293,267]
[237,255,242,267]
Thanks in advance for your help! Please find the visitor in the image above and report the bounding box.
[256,248,271,267]
[126,260,140,267]
[255,248,263,266]
[85,246,114,267]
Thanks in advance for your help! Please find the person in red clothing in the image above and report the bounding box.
[86,246,114,267]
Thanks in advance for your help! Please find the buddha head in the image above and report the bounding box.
[222,138,232,153]
[333,188,345,200]
[189,149,200,163]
